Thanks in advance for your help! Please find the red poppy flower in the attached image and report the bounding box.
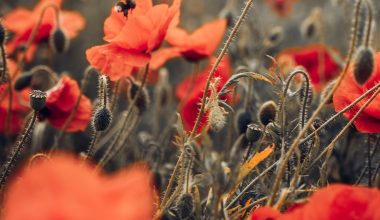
[3,153,155,220]
[2,0,85,61]
[44,75,91,132]
[277,44,342,91]
[264,0,298,17]
[333,52,380,133]
[0,60,30,135]
[86,0,181,81]
[166,18,227,62]
[250,184,380,220]
[176,56,232,133]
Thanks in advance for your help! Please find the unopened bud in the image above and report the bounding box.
[353,46,374,85]
[208,105,227,132]
[14,72,33,91]
[235,109,252,134]
[176,193,194,219]
[49,28,69,53]
[30,90,47,111]
[258,101,277,126]
[0,23,5,45]
[93,107,112,131]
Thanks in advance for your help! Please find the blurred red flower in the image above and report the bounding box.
[166,18,227,62]
[3,154,155,220]
[3,0,85,61]
[44,75,91,132]
[333,52,380,133]
[86,0,181,81]
[176,56,232,133]
[264,0,298,17]
[0,60,30,135]
[277,44,342,91]
[250,184,380,220]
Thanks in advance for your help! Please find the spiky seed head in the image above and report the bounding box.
[246,123,263,143]
[49,28,69,53]
[14,72,33,91]
[30,90,47,111]
[258,101,277,126]
[353,46,374,85]
[176,193,194,219]
[93,107,112,131]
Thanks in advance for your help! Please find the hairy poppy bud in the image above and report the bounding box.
[176,193,194,219]
[246,123,263,143]
[235,109,252,134]
[264,26,284,48]
[301,8,321,39]
[30,90,47,111]
[258,101,277,126]
[127,78,150,114]
[208,105,227,132]
[0,23,5,45]
[49,28,69,53]
[93,107,112,131]
[353,46,374,85]
[14,72,33,91]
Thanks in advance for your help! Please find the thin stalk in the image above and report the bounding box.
[319,87,380,186]
[188,0,255,140]
[267,0,363,206]
[0,111,37,187]
[97,64,150,166]
[110,79,120,112]
[52,67,95,149]
[364,0,373,47]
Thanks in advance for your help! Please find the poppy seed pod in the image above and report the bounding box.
[49,28,69,53]
[14,72,33,91]
[176,193,194,219]
[246,123,263,143]
[127,78,150,114]
[93,107,112,131]
[258,101,277,126]
[30,90,47,111]
[353,46,374,85]
[235,109,252,134]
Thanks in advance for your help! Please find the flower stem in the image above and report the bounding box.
[0,111,37,188]
[267,0,363,206]
[188,0,255,140]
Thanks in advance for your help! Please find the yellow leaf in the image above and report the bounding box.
[237,144,275,182]
[247,72,274,85]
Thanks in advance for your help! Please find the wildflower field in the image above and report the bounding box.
[0,0,380,219]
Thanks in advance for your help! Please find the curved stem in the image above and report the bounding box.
[29,65,59,83]
[188,0,255,140]
[267,0,363,206]
[0,45,7,83]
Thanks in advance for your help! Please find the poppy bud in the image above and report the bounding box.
[258,101,277,126]
[246,123,263,143]
[49,28,69,53]
[300,8,321,39]
[14,72,33,91]
[353,46,374,85]
[0,23,5,45]
[93,107,112,131]
[30,90,47,111]
[208,105,227,132]
[176,193,194,219]
[127,78,150,114]
[235,109,252,134]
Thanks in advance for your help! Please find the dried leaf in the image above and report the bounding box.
[237,144,275,182]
